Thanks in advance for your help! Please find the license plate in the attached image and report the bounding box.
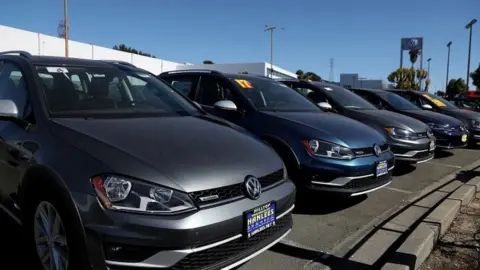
[429,140,436,151]
[376,161,388,177]
[244,202,276,238]
[461,134,468,143]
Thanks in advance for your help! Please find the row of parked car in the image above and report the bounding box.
[0,50,479,270]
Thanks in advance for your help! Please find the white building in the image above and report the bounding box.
[339,73,393,89]
[177,63,297,79]
[0,24,297,79]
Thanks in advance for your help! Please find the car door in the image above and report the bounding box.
[0,61,39,218]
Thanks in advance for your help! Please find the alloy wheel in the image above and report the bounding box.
[33,201,69,270]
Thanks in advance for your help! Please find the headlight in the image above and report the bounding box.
[426,123,449,131]
[470,119,480,128]
[385,127,421,140]
[302,139,355,160]
[91,175,196,214]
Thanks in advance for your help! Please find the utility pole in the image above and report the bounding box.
[446,41,452,91]
[64,0,69,57]
[465,19,477,88]
[264,25,284,78]
[427,58,432,80]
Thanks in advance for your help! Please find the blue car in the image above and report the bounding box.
[159,70,395,196]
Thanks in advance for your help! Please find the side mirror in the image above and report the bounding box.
[422,104,433,110]
[318,102,333,111]
[213,100,237,111]
[0,99,19,119]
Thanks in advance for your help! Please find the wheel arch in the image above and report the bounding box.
[260,135,300,169]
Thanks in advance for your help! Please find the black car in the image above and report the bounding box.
[159,70,395,196]
[388,89,480,147]
[279,80,436,164]
[0,51,297,270]
[350,88,468,149]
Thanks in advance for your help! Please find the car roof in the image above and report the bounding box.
[350,88,386,93]
[160,69,274,81]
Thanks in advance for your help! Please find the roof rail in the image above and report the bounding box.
[0,50,32,58]
[161,69,222,75]
[101,60,137,68]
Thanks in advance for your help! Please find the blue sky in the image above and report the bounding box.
[1,0,479,91]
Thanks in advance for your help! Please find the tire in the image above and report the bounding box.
[23,183,90,270]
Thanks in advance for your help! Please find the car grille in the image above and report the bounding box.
[353,144,389,156]
[171,214,292,270]
[189,169,284,207]
[342,172,391,190]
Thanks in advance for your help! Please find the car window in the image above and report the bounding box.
[421,93,457,109]
[197,76,239,106]
[35,65,199,117]
[227,76,322,112]
[311,83,377,110]
[376,91,420,110]
[165,76,197,99]
[0,62,30,119]
[353,91,384,109]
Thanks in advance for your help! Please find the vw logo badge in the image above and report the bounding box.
[244,176,262,200]
[408,39,418,49]
[373,144,382,156]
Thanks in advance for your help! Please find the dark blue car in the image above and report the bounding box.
[159,70,395,196]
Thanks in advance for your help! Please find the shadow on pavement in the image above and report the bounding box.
[293,190,367,215]
[434,150,454,159]
[392,163,416,177]
[271,242,373,270]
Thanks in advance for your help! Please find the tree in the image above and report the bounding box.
[296,69,321,81]
[113,44,155,58]
[470,64,480,90]
[446,78,468,98]
[387,67,429,91]
[408,48,421,67]
[436,90,446,97]
[203,60,214,64]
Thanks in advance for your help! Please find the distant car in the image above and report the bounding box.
[0,51,296,270]
[350,88,469,149]
[449,97,480,112]
[159,70,395,196]
[388,89,480,147]
[279,80,436,164]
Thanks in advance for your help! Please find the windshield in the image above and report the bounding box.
[377,91,420,110]
[312,83,377,110]
[227,76,322,112]
[422,93,458,109]
[35,65,199,118]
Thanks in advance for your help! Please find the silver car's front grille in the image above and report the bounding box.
[189,169,284,207]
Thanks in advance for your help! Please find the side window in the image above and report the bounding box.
[290,85,329,104]
[165,76,197,99]
[400,93,420,107]
[355,91,384,109]
[197,76,224,106]
[0,62,31,120]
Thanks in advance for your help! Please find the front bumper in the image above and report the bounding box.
[75,180,296,270]
[389,137,434,163]
[434,131,468,149]
[298,150,395,196]
[468,127,480,142]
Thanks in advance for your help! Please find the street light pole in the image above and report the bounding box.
[446,41,452,91]
[427,58,432,80]
[466,19,477,88]
[265,25,283,78]
[63,0,69,57]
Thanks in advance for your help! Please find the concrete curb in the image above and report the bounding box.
[380,176,480,270]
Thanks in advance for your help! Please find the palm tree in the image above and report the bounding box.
[409,48,421,67]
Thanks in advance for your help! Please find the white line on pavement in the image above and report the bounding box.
[386,187,412,194]
[425,161,462,169]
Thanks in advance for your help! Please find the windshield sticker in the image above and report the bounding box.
[235,79,254,89]
[422,94,446,107]
[46,67,69,73]
[92,74,106,77]
[324,87,333,91]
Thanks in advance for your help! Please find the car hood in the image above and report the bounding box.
[261,111,387,148]
[399,109,463,126]
[346,109,428,132]
[50,116,283,192]
[441,108,480,122]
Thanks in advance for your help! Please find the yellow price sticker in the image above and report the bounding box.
[235,79,254,89]
[422,94,446,107]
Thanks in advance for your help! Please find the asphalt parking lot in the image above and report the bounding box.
[2,148,480,269]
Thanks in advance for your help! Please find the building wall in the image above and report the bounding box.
[0,25,180,74]
[339,73,389,89]
[0,25,298,79]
